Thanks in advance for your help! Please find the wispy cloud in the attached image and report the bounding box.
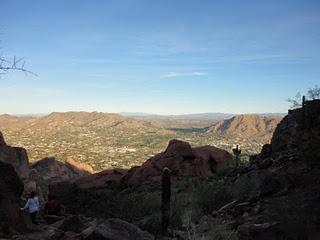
[160,71,207,78]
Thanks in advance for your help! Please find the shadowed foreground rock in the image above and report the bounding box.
[86,218,154,240]
[8,215,154,240]
[0,161,26,237]
[0,131,48,203]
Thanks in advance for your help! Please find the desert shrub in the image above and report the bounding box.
[113,191,161,221]
[170,192,203,229]
[194,181,233,213]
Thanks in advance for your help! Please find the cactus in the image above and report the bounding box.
[161,167,171,236]
[232,145,241,167]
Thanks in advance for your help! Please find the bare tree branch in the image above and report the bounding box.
[0,55,37,76]
[307,85,320,100]
[287,92,302,109]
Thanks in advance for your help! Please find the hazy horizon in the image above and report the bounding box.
[0,110,286,117]
[1,0,319,114]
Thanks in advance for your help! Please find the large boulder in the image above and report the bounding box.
[32,157,93,184]
[0,161,26,237]
[0,144,30,179]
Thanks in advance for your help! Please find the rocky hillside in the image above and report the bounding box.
[206,114,282,143]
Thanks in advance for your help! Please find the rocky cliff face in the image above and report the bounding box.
[0,133,40,199]
[212,100,320,240]
[270,99,320,163]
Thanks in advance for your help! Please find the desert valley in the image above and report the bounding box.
[0,112,282,170]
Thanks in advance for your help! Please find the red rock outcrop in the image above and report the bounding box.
[122,139,232,187]
[52,140,232,191]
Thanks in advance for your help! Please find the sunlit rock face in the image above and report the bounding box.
[32,157,93,184]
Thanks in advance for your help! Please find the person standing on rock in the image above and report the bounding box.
[20,191,40,225]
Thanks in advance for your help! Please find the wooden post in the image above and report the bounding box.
[302,95,306,108]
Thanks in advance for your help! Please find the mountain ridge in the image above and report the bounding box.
[206,114,283,142]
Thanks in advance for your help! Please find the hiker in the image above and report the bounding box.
[44,194,64,215]
[20,191,40,225]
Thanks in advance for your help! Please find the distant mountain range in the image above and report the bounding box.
[120,112,286,121]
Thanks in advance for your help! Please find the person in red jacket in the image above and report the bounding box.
[44,194,63,215]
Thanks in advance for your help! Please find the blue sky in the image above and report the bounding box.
[0,0,320,114]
